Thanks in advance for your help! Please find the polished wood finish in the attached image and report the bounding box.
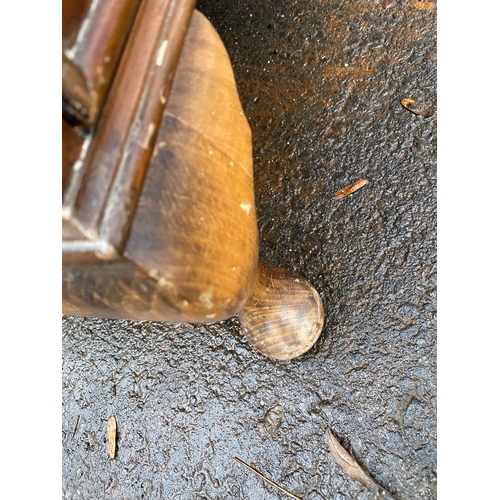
[63,10,258,322]
[62,6,324,358]
[63,0,196,258]
[62,119,85,200]
[124,10,258,322]
[62,0,141,125]
[62,0,92,41]
[238,262,324,360]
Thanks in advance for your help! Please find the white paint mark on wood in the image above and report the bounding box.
[158,277,169,287]
[156,40,168,66]
[240,203,252,214]
[141,122,155,148]
[160,84,167,104]
[199,292,214,310]
[97,65,105,85]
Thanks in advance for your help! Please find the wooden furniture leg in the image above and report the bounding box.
[238,262,324,360]
[62,8,324,360]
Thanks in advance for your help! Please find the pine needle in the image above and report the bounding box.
[234,457,302,500]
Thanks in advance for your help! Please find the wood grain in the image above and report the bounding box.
[123,9,258,322]
[63,10,258,322]
[63,0,196,258]
[62,119,85,201]
[238,262,324,360]
[62,0,141,124]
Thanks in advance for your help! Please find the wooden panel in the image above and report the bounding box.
[62,119,85,200]
[63,0,196,259]
[62,0,141,124]
[62,0,92,42]
[63,257,189,321]
[124,10,258,321]
[63,11,259,322]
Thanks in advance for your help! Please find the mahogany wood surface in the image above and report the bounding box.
[63,0,196,259]
[63,10,258,322]
[62,0,141,125]
[62,119,85,199]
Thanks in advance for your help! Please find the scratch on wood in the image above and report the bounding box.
[156,40,169,66]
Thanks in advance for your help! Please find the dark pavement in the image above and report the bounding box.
[62,0,437,498]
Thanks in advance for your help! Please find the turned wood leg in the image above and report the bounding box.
[62,7,325,359]
[238,262,324,360]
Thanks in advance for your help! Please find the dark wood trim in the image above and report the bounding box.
[63,0,196,261]
[62,0,142,125]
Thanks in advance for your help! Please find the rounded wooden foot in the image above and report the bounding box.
[238,262,324,360]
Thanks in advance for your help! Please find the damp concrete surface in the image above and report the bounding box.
[62,0,437,498]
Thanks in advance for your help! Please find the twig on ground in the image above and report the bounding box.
[234,456,302,500]
[107,416,117,459]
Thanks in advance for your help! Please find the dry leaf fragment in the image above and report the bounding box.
[401,98,435,117]
[257,405,283,437]
[107,416,117,459]
[333,179,369,200]
[326,429,396,499]
[411,1,436,10]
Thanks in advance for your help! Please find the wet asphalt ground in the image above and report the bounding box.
[62,0,437,498]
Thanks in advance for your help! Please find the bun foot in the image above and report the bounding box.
[238,261,324,360]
